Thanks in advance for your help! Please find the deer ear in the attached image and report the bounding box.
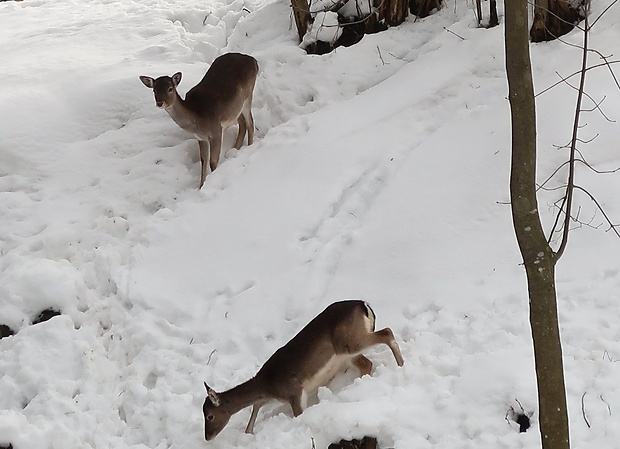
[172,72,182,86]
[139,76,154,88]
[204,382,221,406]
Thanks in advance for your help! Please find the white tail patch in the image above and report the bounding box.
[363,301,376,332]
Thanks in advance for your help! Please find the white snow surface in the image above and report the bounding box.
[1,0,620,448]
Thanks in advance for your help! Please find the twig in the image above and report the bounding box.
[582,392,591,428]
[515,398,525,412]
[573,185,620,237]
[547,193,568,243]
[575,157,620,175]
[589,0,619,29]
[555,72,615,123]
[536,60,620,97]
[538,160,571,192]
[443,27,465,40]
[206,349,216,365]
[588,48,620,91]
[377,46,386,65]
[600,395,612,415]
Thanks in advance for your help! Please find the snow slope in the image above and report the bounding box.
[1,0,619,448]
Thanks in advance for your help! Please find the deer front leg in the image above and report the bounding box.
[198,139,209,189]
[245,403,263,434]
[289,389,306,417]
[208,129,223,174]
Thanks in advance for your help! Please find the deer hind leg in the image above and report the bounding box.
[198,140,209,188]
[242,96,254,145]
[351,354,373,376]
[373,328,405,366]
[337,327,404,367]
[234,114,247,149]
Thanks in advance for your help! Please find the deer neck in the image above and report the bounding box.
[221,376,269,412]
[165,94,197,133]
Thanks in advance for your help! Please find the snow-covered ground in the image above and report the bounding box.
[1,0,619,448]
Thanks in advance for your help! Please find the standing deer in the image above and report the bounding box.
[202,300,405,440]
[140,53,258,188]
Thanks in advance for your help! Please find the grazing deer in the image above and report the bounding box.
[140,53,258,188]
[203,300,404,440]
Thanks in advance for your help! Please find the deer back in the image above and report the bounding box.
[255,301,375,395]
[185,53,258,127]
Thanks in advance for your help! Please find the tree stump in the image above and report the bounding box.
[0,324,15,339]
[409,0,441,19]
[328,436,378,449]
[33,308,61,325]
[530,0,584,42]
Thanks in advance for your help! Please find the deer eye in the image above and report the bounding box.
[207,414,215,421]
[168,87,174,93]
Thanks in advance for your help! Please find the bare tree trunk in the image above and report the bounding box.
[291,0,311,42]
[504,1,571,449]
[489,0,499,28]
[382,0,408,26]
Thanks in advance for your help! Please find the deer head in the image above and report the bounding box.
[203,382,234,441]
[139,72,182,109]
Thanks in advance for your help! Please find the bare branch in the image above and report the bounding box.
[579,95,616,122]
[591,50,620,91]
[536,60,620,97]
[571,206,603,231]
[589,0,619,29]
[555,2,590,260]
[555,71,614,122]
[547,193,568,244]
[575,157,620,175]
[538,160,571,192]
[576,133,600,143]
[573,185,620,238]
